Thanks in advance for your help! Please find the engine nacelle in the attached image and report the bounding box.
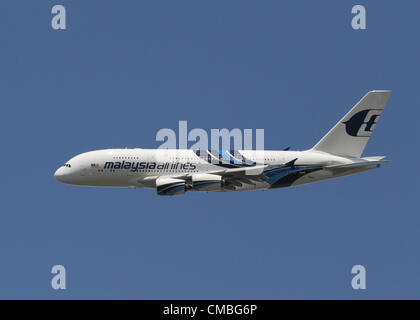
[156,177,186,196]
[192,173,223,192]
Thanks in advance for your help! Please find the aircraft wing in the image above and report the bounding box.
[205,158,323,189]
[140,157,388,190]
[214,158,388,189]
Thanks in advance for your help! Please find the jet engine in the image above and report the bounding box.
[191,173,223,192]
[156,177,186,196]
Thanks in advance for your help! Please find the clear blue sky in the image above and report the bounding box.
[0,0,419,299]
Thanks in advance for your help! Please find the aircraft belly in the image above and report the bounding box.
[219,180,269,192]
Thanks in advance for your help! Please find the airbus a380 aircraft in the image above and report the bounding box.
[54,90,391,196]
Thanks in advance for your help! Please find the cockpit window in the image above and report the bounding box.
[63,163,71,168]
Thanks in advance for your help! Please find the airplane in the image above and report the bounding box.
[54,90,391,196]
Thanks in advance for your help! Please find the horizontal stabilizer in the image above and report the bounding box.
[361,156,386,161]
[325,160,388,170]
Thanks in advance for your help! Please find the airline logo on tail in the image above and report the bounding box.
[343,109,382,137]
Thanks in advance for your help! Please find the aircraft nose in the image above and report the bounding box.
[54,167,66,182]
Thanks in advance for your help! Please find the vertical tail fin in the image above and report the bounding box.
[312,90,391,158]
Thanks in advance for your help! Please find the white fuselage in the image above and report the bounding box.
[54,148,377,193]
